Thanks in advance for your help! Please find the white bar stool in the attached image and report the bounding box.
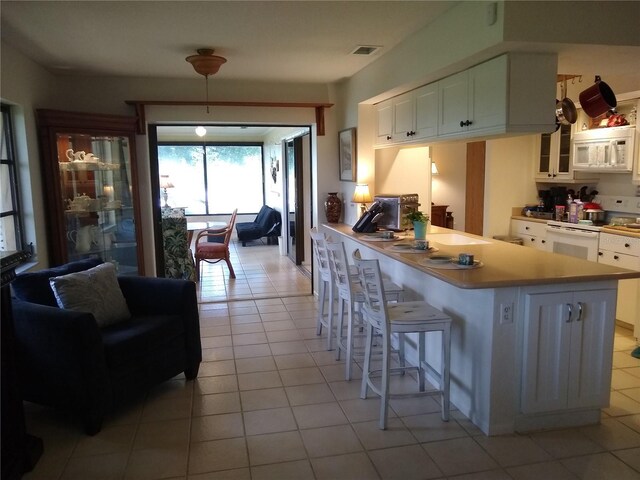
[326,241,404,381]
[353,252,452,430]
[310,228,336,350]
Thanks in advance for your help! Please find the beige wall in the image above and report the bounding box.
[1,42,60,266]
[483,135,539,238]
[431,142,468,232]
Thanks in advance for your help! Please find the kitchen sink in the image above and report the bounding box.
[428,233,490,246]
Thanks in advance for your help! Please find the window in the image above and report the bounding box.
[0,104,24,252]
[158,143,263,215]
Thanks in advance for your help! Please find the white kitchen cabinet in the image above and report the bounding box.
[521,289,616,414]
[439,55,507,136]
[598,232,640,328]
[438,53,556,140]
[376,53,556,147]
[375,84,438,146]
[535,123,575,182]
[511,219,548,251]
[413,83,439,140]
[375,98,394,145]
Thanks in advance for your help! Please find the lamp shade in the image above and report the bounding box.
[352,184,372,203]
[160,175,174,189]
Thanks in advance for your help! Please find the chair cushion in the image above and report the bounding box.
[11,258,103,307]
[101,314,185,369]
[49,263,131,328]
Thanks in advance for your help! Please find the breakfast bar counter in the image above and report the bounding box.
[322,223,639,436]
[324,223,639,289]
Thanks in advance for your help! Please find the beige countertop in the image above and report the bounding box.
[510,215,549,224]
[324,223,640,290]
[602,226,640,239]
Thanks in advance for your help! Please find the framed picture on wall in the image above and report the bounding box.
[338,127,357,182]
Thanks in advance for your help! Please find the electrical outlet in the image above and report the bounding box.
[500,303,513,324]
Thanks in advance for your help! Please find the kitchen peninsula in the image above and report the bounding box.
[323,223,640,435]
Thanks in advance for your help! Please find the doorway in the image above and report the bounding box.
[283,133,312,268]
[148,124,313,298]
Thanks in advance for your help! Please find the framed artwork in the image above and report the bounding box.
[338,127,357,182]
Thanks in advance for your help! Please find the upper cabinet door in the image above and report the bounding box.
[376,99,394,145]
[438,70,469,136]
[468,54,507,132]
[393,92,415,139]
[414,83,438,140]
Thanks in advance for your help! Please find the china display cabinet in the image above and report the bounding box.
[36,110,144,274]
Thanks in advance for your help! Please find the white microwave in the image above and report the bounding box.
[572,126,636,172]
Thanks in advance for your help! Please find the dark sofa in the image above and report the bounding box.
[235,205,281,246]
[10,258,201,435]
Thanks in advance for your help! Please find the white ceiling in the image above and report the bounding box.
[0,0,456,83]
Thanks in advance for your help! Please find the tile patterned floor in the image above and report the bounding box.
[196,240,312,303]
[22,246,640,480]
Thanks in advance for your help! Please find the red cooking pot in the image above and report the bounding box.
[579,76,617,118]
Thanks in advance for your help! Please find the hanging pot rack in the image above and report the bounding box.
[556,74,582,84]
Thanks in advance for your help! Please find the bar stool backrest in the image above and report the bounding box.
[352,250,389,336]
[310,228,331,282]
[325,240,355,303]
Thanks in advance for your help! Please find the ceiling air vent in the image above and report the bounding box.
[351,45,381,56]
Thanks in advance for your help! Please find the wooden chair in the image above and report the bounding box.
[194,209,237,280]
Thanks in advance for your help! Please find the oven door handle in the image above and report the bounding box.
[545,227,599,239]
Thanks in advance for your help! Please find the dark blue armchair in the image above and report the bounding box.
[10,259,201,435]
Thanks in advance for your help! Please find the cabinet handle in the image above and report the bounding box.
[459,120,472,127]
[598,251,603,256]
[547,173,552,178]
[566,303,573,323]
[411,131,416,136]
[552,173,557,178]
[466,120,473,126]
[460,121,465,128]
[386,135,392,140]
[541,240,546,244]
[614,255,620,260]
[625,243,630,248]
[576,302,583,322]
[525,226,530,230]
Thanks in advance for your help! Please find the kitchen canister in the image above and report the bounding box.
[324,192,342,223]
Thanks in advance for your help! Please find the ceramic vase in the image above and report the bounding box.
[324,192,342,223]
[413,221,427,240]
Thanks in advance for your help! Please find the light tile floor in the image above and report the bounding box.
[196,240,312,303]
[22,245,640,480]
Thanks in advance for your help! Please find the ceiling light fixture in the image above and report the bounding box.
[186,48,227,113]
[195,126,207,137]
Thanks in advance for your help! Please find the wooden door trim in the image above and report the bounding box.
[465,141,485,236]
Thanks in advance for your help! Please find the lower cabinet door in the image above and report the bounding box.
[521,289,616,414]
[521,292,572,414]
[567,290,616,409]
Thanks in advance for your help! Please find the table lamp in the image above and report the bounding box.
[352,184,372,215]
[160,175,174,208]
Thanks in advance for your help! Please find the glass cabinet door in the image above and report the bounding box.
[36,110,143,274]
[58,133,138,274]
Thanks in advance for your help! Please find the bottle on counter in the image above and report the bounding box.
[568,201,579,223]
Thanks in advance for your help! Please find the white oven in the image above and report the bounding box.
[545,221,601,262]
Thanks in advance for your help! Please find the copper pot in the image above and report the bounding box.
[579,76,617,118]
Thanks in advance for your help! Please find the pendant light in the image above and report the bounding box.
[185,48,227,113]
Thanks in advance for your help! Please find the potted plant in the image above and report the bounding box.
[405,211,429,240]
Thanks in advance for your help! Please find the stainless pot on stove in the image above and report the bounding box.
[584,209,606,223]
